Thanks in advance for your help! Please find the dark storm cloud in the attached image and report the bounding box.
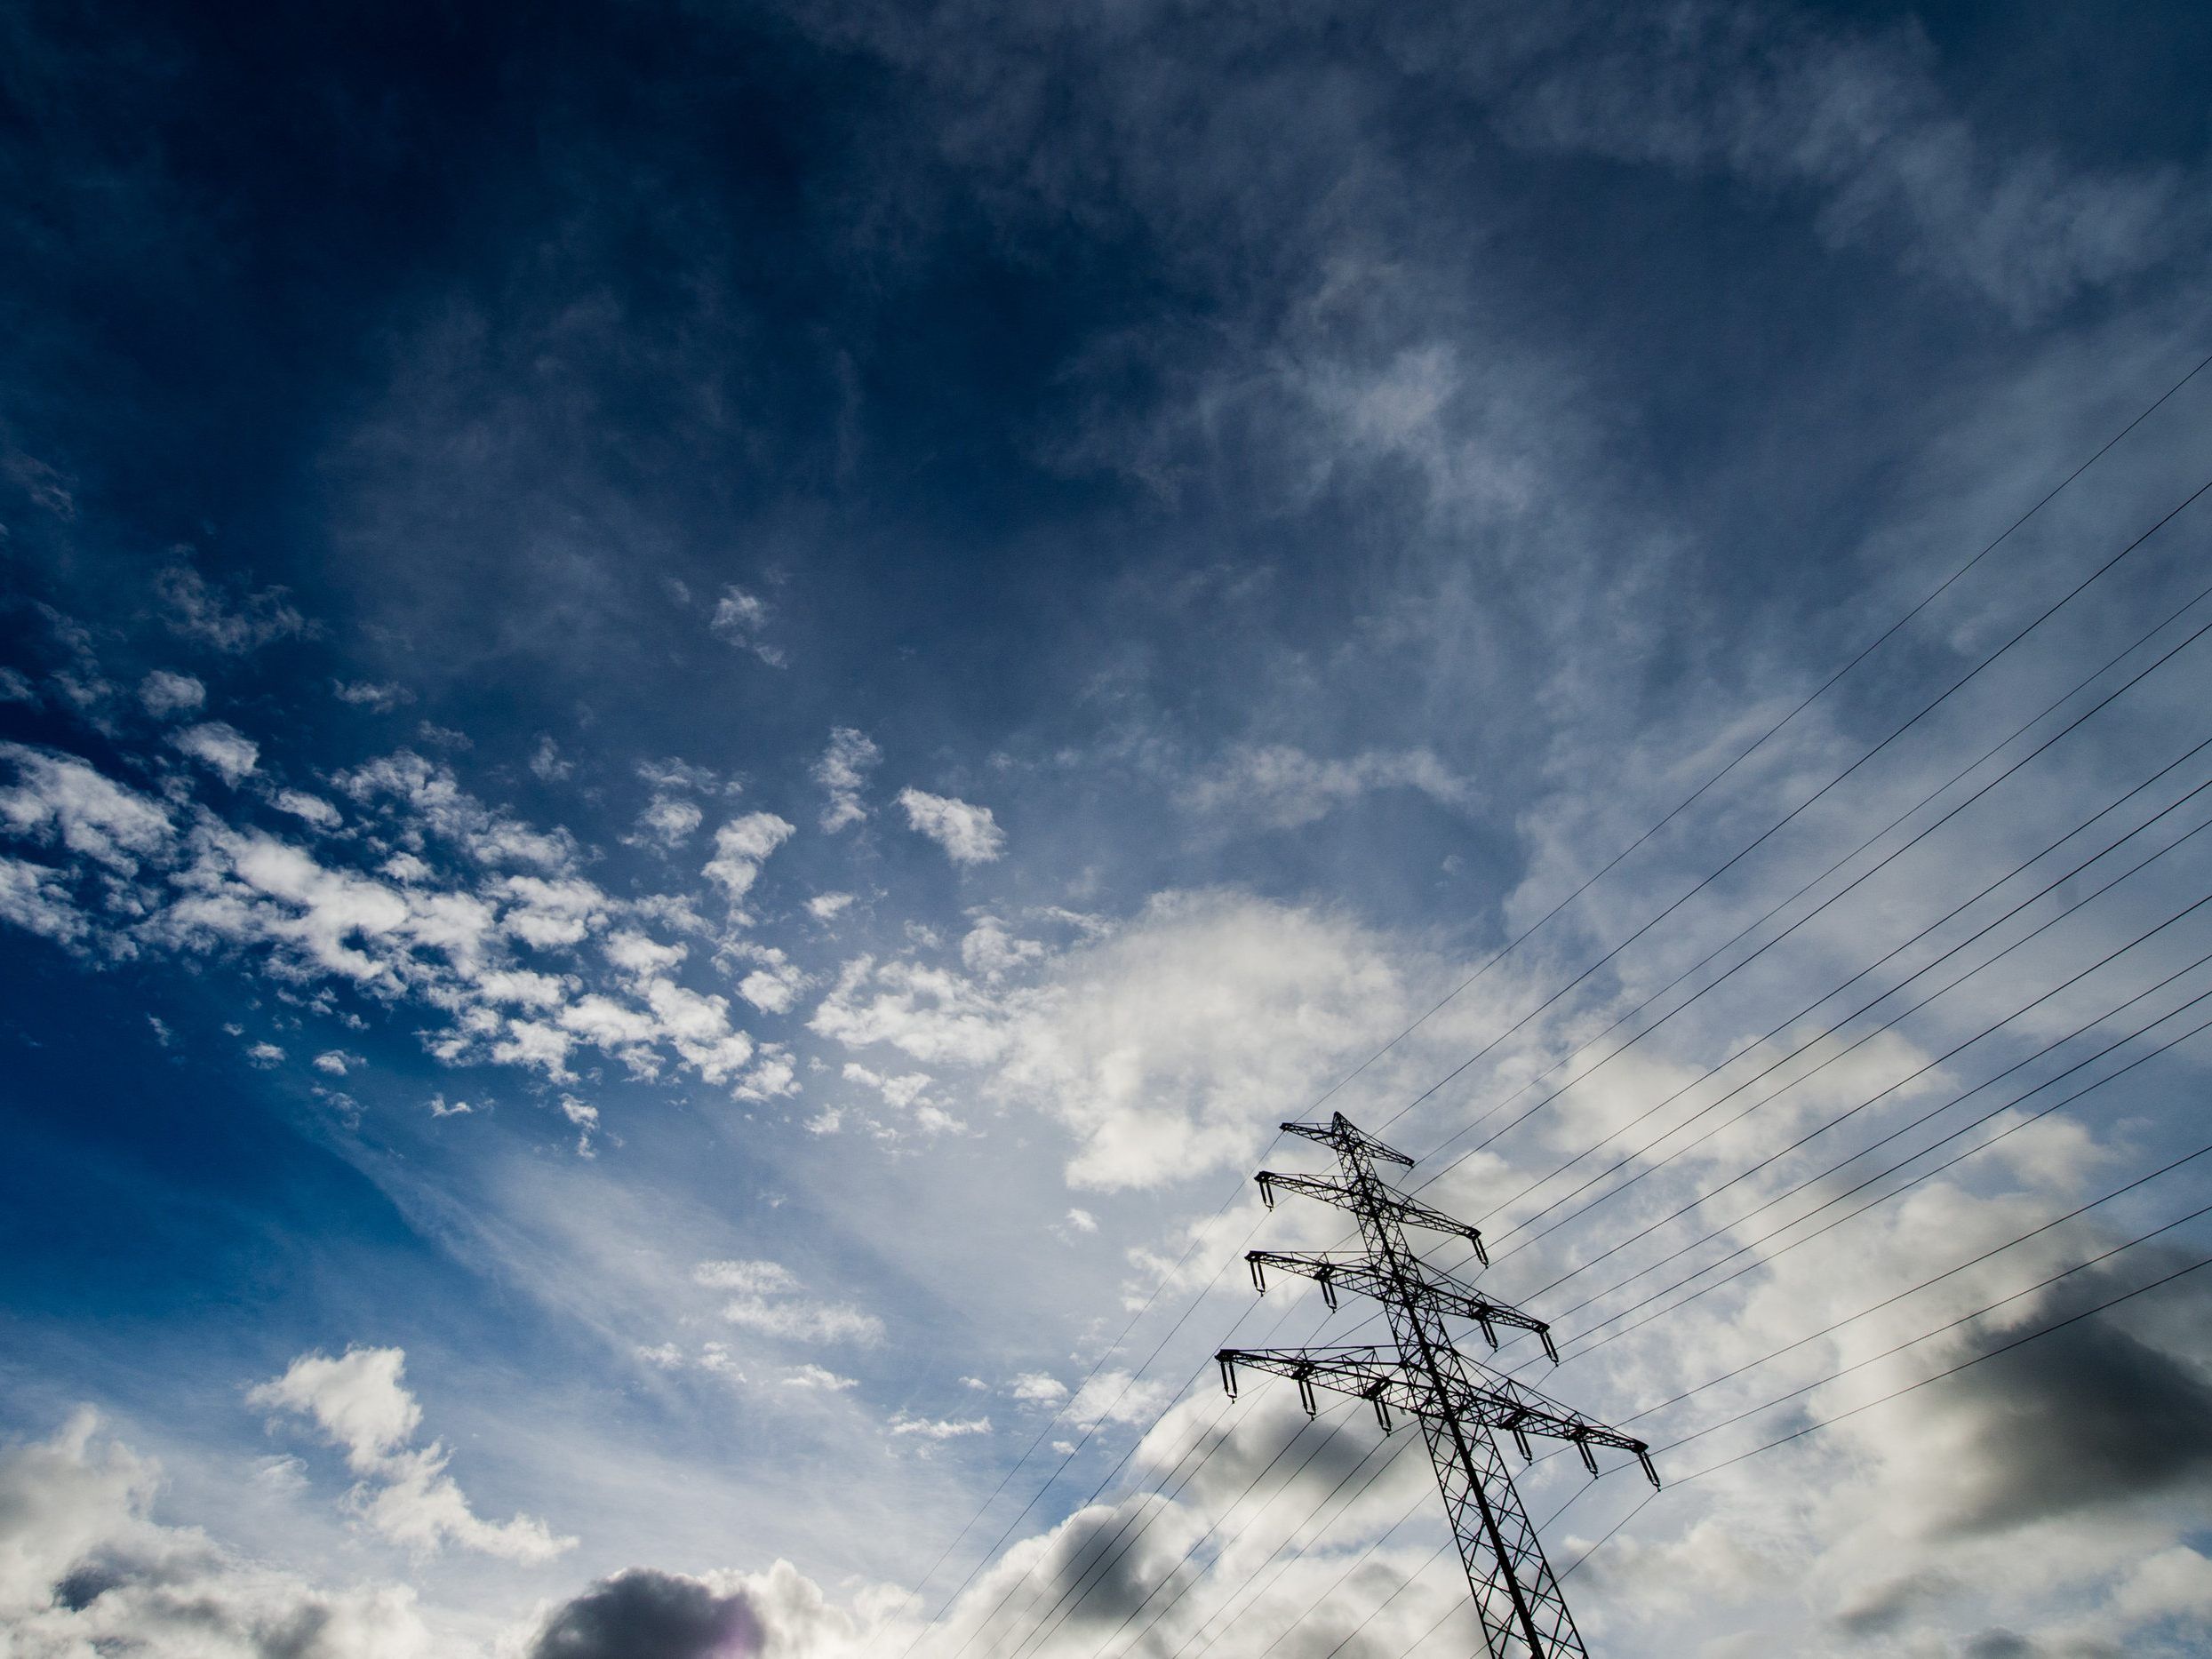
[998,1496,1186,1631]
[970,1408,1399,1640]
[1919,1254,2212,1536]
[1831,1567,1960,1639]
[1961,1635,2121,1659]
[1173,1400,1385,1514]
[529,1567,765,1659]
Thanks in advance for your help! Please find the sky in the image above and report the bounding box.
[3,2,2211,1655]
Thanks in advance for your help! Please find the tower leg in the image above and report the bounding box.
[1416,1411,1586,1659]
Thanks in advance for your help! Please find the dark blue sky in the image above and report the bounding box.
[4,4,2211,1655]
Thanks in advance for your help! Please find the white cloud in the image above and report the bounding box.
[696,1343,747,1382]
[815,889,1409,1190]
[313,1049,356,1075]
[841,1062,933,1111]
[635,758,726,794]
[0,743,174,873]
[0,1410,436,1657]
[529,734,572,782]
[0,856,87,946]
[560,1094,600,1156]
[627,794,705,849]
[695,1258,882,1346]
[246,1041,284,1067]
[720,1298,885,1345]
[0,738,792,1119]
[734,1057,804,1110]
[1490,9,2204,322]
[1178,742,1476,829]
[604,929,687,976]
[781,1365,858,1392]
[332,680,412,712]
[1063,1208,1098,1233]
[961,916,1044,980]
[156,564,308,653]
[729,942,809,1014]
[137,669,205,718]
[991,890,1409,1189]
[248,1347,420,1467]
[1064,1368,1176,1430]
[693,1259,801,1295]
[704,811,796,905]
[806,891,856,921]
[272,788,343,829]
[500,873,607,947]
[354,1445,572,1563]
[889,1413,991,1440]
[334,752,574,870]
[809,954,1010,1067]
[170,721,260,786]
[710,586,785,666]
[896,787,1005,864]
[248,1346,572,1563]
[0,667,32,704]
[812,728,881,832]
[1010,1373,1069,1407]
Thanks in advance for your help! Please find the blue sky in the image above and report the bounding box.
[4,3,2212,1655]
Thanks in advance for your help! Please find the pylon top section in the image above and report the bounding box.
[1280,1110,1415,1169]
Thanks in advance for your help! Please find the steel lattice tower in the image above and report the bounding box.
[1217,1113,1658,1659]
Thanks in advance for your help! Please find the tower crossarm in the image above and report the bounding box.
[1213,1344,1418,1432]
[1243,1249,1559,1360]
[1216,1345,1657,1486]
[1280,1113,1416,1168]
[1252,1172,1489,1263]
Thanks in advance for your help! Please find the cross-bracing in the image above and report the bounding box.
[1217,1113,1658,1659]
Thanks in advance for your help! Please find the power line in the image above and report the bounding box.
[1291,707,2212,1371]
[1473,734,2212,1256]
[1372,468,2212,1140]
[1529,1000,2212,1370]
[1279,962,2212,1411]
[1647,1200,2212,1464]
[978,1380,1236,1659]
[1074,1404,1359,1659]
[978,1283,1366,1659]
[976,1280,1356,1659]
[1611,1138,2212,1432]
[1409,584,2212,1206]
[904,356,2212,1651]
[1493,813,2212,1279]
[1320,818,2212,1363]
[1166,1428,1424,1659]
[1261,505,2212,1409]
[1213,1165,2212,1659]
[1339,347,2212,1119]
[1151,975,2209,1649]
[1218,1116,1655,1658]
[1241,1480,1438,1659]
[1665,1253,2212,1485]
[1378,1175,2212,1645]
[1093,1416,1382,1659]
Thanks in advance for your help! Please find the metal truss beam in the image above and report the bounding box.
[1217,1112,1657,1659]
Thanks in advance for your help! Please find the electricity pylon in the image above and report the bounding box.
[1217,1113,1657,1659]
